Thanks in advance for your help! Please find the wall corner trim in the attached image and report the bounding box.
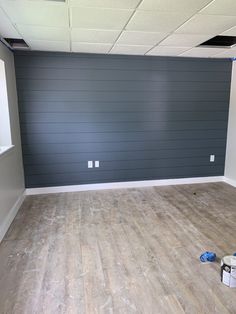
[0,191,26,243]
[25,176,225,196]
[223,177,236,188]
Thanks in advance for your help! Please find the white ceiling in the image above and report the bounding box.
[0,0,236,58]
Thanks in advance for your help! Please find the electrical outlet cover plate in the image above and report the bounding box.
[88,161,93,168]
[210,155,215,162]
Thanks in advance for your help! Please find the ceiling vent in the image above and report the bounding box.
[199,35,236,48]
[3,38,29,50]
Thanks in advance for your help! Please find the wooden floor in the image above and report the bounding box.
[0,182,236,314]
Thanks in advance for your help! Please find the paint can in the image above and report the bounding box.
[221,255,236,288]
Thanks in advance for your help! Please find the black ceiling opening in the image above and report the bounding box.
[199,35,236,47]
[3,38,29,49]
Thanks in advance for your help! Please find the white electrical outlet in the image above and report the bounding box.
[88,161,93,168]
[95,161,99,168]
[210,155,215,162]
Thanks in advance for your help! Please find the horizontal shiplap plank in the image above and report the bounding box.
[16,79,231,92]
[18,101,229,113]
[19,111,228,124]
[24,165,224,188]
[20,120,228,134]
[23,147,225,165]
[17,90,230,102]
[24,156,225,176]
[21,129,227,145]
[15,68,232,82]
[22,139,226,155]
[14,51,232,72]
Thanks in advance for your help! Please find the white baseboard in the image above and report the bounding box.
[0,192,25,243]
[223,177,236,188]
[25,176,224,196]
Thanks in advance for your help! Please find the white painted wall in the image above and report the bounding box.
[0,42,25,241]
[225,61,236,186]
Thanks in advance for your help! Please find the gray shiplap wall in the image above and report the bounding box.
[14,51,232,188]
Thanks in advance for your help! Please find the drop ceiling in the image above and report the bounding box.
[0,0,236,58]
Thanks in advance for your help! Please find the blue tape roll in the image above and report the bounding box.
[200,251,216,262]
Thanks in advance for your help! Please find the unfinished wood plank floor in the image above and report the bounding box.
[0,182,236,314]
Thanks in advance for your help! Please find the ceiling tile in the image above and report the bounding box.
[221,26,236,36]
[200,0,236,16]
[72,42,112,53]
[1,1,69,27]
[16,25,70,41]
[71,7,133,29]
[175,14,236,35]
[159,33,214,47]
[27,40,70,52]
[126,11,191,32]
[139,0,213,14]
[213,49,236,58]
[147,46,190,56]
[110,44,152,55]
[180,47,226,57]
[71,29,120,43]
[0,8,21,39]
[69,0,140,9]
[117,31,169,45]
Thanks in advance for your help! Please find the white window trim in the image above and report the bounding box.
[0,58,12,154]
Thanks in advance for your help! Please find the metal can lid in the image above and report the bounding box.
[222,255,236,267]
